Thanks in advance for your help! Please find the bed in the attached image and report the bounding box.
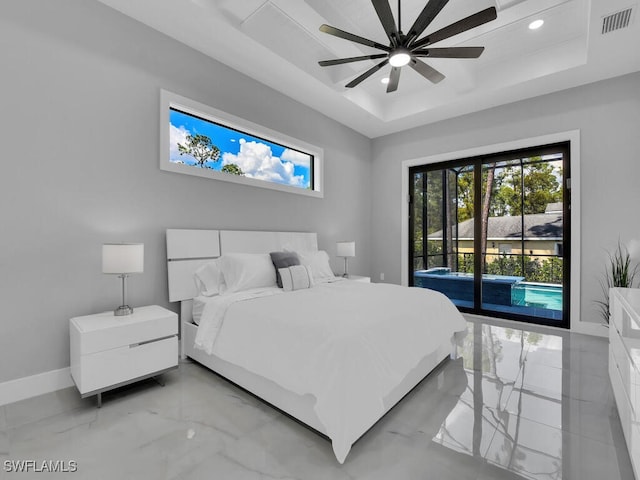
[166,229,467,463]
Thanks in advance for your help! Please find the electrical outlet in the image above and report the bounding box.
[380,273,385,281]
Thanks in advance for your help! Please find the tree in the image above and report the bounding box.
[455,163,498,270]
[177,134,220,168]
[456,170,474,223]
[457,159,563,218]
[481,164,496,265]
[492,160,562,215]
[221,163,244,176]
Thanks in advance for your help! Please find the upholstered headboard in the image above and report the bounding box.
[166,229,318,303]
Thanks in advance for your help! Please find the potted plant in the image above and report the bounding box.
[596,240,639,324]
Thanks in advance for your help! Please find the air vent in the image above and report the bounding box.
[601,7,634,34]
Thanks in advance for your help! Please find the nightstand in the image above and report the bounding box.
[346,275,371,283]
[70,305,178,407]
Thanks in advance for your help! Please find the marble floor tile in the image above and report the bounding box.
[347,435,484,480]
[4,385,85,429]
[486,414,634,480]
[503,382,563,432]
[564,394,622,446]
[0,317,633,480]
[0,406,7,430]
[565,346,610,378]
[0,430,8,458]
[220,417,350,480]
[522,336,564,370]
[570,333,609,353]
[461,324,530,382]
[566,370,615,405]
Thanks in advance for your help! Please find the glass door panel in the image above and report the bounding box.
[516,155,564,321]
[480,155,565,322]
[411,165,475,308]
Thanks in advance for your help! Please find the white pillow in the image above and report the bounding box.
[219,253,277,293]
[279,265,314,292]
[194,259,224,297]
[296,250,335,282]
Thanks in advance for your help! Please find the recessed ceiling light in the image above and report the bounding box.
[529,19,544,30]
[381,77,390,84]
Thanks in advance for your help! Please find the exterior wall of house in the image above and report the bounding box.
[456,239,561,257]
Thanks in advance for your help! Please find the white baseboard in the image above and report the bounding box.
[0,367,74,407]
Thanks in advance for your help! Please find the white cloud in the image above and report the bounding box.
[169,123,194,164]
[281,148,312,168]
[222,139,305,187]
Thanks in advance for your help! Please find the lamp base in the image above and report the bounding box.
[342,257,349,278]
[114,305,134,316]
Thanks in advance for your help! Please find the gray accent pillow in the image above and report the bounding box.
[270,251,300,288]
[279,265,314,291]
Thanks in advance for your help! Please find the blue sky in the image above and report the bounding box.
[169,109,312,189]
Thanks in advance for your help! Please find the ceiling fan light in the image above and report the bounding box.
[529,19,544,30]
[389,50,411,67]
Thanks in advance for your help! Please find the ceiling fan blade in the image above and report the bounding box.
[406,0,450,44]
[411,7,497,49]
[413,46,485,59]
[319,24,391,52]
[387,66,401,93]
[372,0,399,45]
[346,59,389,88]
[409,58,445,84]
[319,54,388,67]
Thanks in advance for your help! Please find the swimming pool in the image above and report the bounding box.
[414,269,524,306]
[512,282,563,311]
[414,269,563,312]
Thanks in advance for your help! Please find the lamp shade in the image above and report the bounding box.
[336,241,356,258]
[102,243,144,274]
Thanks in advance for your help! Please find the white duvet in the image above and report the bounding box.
[194,280,466,463]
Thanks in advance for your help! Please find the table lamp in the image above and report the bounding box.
[336,241,355,278]
[102,243,144,316]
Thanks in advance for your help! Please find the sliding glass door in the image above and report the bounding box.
[409,143,570,328]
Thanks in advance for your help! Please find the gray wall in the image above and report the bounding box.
[0,1,371,383]
[371,72,640,327]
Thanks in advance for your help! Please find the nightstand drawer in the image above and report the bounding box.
[74,336,178,395]
[73,307,177,355]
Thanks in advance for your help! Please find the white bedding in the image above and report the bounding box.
[194,280,466,463]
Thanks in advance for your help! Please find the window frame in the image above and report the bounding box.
[160,89,323,198]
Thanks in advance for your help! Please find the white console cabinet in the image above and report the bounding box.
[70,305,178,407]
[609,287,640,478]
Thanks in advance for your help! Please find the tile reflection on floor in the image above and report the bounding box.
[0,317,634,480]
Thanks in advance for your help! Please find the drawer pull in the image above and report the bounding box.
[130,335,176,349]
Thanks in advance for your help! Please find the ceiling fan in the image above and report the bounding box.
[318,0,497,92]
